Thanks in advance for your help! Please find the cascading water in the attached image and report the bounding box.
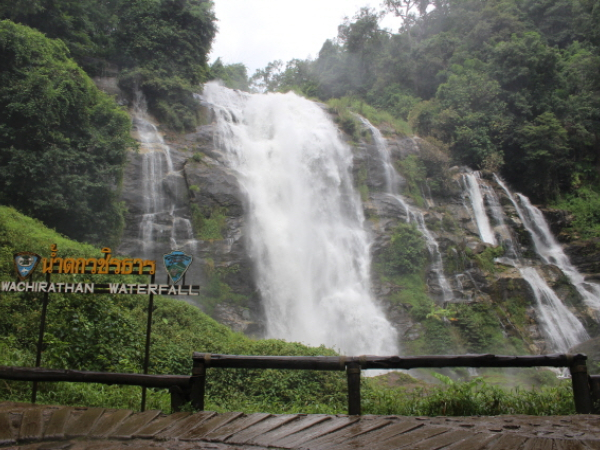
[358,117,454,304]
[124,92,198,270]
[463,172,497,246]
[202,82,398,356]
[495,176,600,311]
[518,267,589,352]
[462,174,591,351]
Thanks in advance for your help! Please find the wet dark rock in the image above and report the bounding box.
[565,238,600,277]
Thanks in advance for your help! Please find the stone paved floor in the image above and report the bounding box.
[3,402,600,449]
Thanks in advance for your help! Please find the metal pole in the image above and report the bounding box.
[141,273,156,411]
[32,273,51,404]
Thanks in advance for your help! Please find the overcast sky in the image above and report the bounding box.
[209,0,400,76]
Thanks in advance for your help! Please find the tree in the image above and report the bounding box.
[515,111,570,199]
[209,59,249,91]
[383,0,430,49]
[0,20,132,245]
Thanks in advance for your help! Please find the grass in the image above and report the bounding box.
[0,205,582,416]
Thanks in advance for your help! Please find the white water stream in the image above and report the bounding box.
[202,82,398,355]
[476,175,591,351]
[359,117,454,304]
[463,172,497,246]
[133,92,197,259]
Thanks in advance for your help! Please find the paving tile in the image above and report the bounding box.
[0,412,16,446]
[298,416,393,450]
[109,410,162,439]
[195,413,271,442]
[64,408,105,438]
[248,415,331,447]
[133,412,191,439]
[88,409,133,438]
[43,407,73,440]
[165,411,243,441]
[18,407,44,442]
[224,413,301,445]
[270,415,359,449]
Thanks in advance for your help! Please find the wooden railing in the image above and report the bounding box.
[190,353,593,415]
[0,366,190,412]
[0,352,594,415]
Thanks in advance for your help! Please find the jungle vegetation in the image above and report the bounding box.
[251,0,600,233]
[0,0,219,244]
[0,205,577,415]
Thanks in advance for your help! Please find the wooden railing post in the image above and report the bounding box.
[169,384,191,413]
[190,360,206,411]
[346,361,361,416]
[569,355,592,414]
[589,375,600,414]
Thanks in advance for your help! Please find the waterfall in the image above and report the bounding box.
[127,92,197,264]
[516,194,600,311]
[496,176,600,312]
[463,172,497,245]
[492,175,593,350]
[359,117,454,304]
[519,267,589,352]
[202,82,398,356]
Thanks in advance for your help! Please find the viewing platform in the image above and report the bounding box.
[3,401,600,450]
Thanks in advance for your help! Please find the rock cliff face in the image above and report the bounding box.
[113,83,600,356]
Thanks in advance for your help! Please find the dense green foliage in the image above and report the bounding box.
[0,205,347,412]
[1,0,217,131]
[0,21,132,246]
[255,0,600,211]
[0,206,577,415]
[382,223,429,275]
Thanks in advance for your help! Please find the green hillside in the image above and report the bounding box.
[0,206,577,415]
[0,205,346,412]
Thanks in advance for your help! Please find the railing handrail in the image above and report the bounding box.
[0,365,189,388]
[0,352,592,416]
[192,352,586,370]
[190,352,592,415]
